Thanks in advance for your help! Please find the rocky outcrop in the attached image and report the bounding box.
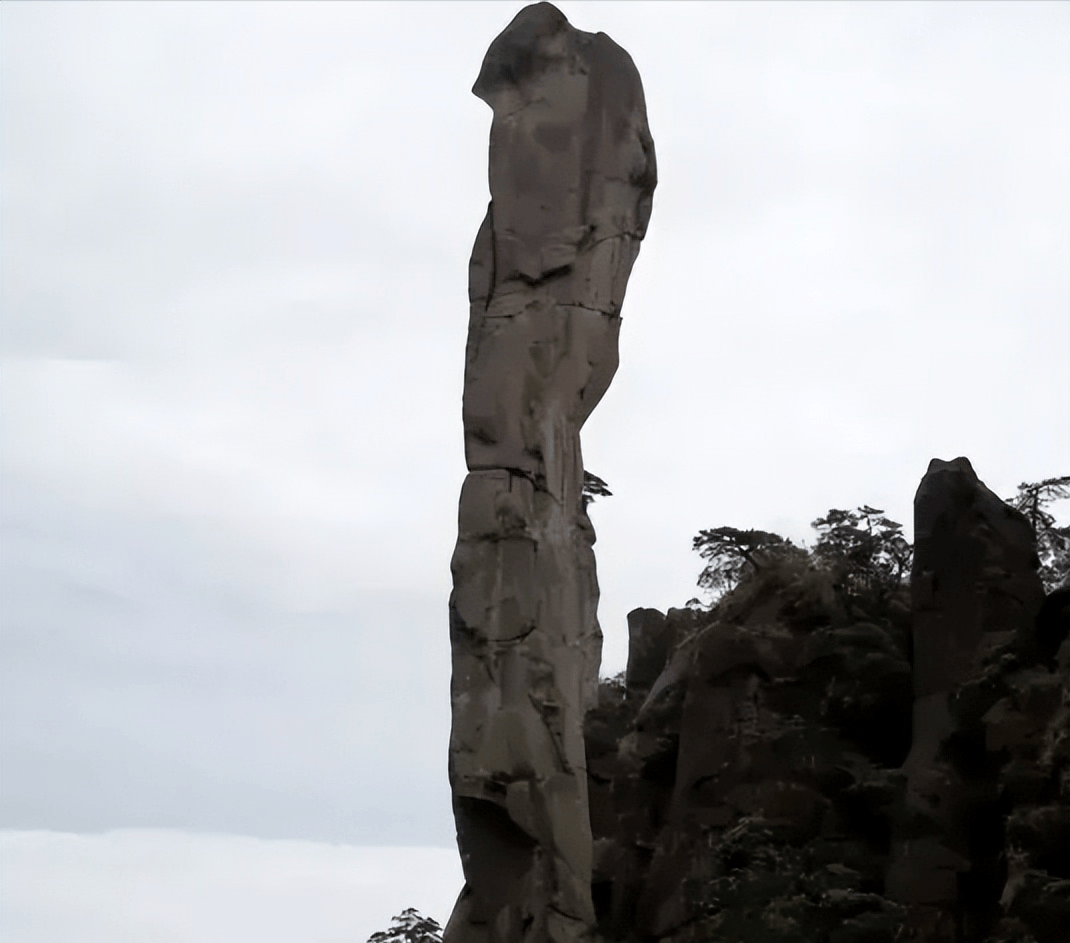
[625,609,675,701]
[888,457,1049,940]
[584,458,1067,943]
[445,4,656,942]
[588,558,915,942]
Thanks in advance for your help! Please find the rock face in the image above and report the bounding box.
[445,4,656,942]
[888,457,1050,940]
[625,608,674,700]
[584,457,1067,943]
[589,561,915,942]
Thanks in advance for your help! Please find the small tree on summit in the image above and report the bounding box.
[692,526,799,600]
[366,908,443,943]
[810,505,912,600]
[692,508,912,608]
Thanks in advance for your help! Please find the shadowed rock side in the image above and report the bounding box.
[445,4,656,942]
[585,458,1068,943]
[888,457,1052,941]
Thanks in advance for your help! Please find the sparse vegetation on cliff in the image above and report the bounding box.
[690,504,913,637]
[586,473,1068,943]
[688,475,1069,613]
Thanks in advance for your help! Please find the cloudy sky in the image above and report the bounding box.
[2,1,1067,938]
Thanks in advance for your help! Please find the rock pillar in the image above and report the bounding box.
[444,4,656,942]
[888,457,1046,940]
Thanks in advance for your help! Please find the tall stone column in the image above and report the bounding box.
[444,4,656,942]
[887,457,1046,941]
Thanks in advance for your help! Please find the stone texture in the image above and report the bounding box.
[445,4,655,942]
[624,608,672,700]
[585,544,916,942]
[888,457,1047,939]
[582,457,1066,943]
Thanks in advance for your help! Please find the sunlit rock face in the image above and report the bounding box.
[444,4,655,942]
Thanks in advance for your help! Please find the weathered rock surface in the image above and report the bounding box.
[888,457,1048,940]
[588,558,915,942]
[445,4,655,942]
[625,608,674,701]
[584,457,1066,943]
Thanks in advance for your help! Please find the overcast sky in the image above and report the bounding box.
[2,0,1067,934]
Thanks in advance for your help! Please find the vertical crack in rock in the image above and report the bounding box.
[445,4,656,942]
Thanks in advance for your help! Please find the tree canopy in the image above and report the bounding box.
[693,475,1069,605]
[692,526,801,600]
[366,908,443,943]
[1007,475,1070,591]
[810,504,912,602]
[582,470,612,510]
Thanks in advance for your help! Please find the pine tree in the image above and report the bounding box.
[582,470,612,510]
[1007,475,1070,591]
[366,908,443,943]
[810,505,912,601]
[692,526,800,601]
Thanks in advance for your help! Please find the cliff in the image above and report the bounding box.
[585,458,1069,943]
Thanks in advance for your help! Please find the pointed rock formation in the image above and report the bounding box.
[888,456,1048,940]
[444,4,655,942]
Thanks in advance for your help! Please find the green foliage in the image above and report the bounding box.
[810,505,912,603]
[693,508,911,611]
[663,817,907,943]
[367,908,443,943]
[582,470,612,510]
[692,476,1069,607]
[692,526,800,600]
[1007,475,1070,591]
